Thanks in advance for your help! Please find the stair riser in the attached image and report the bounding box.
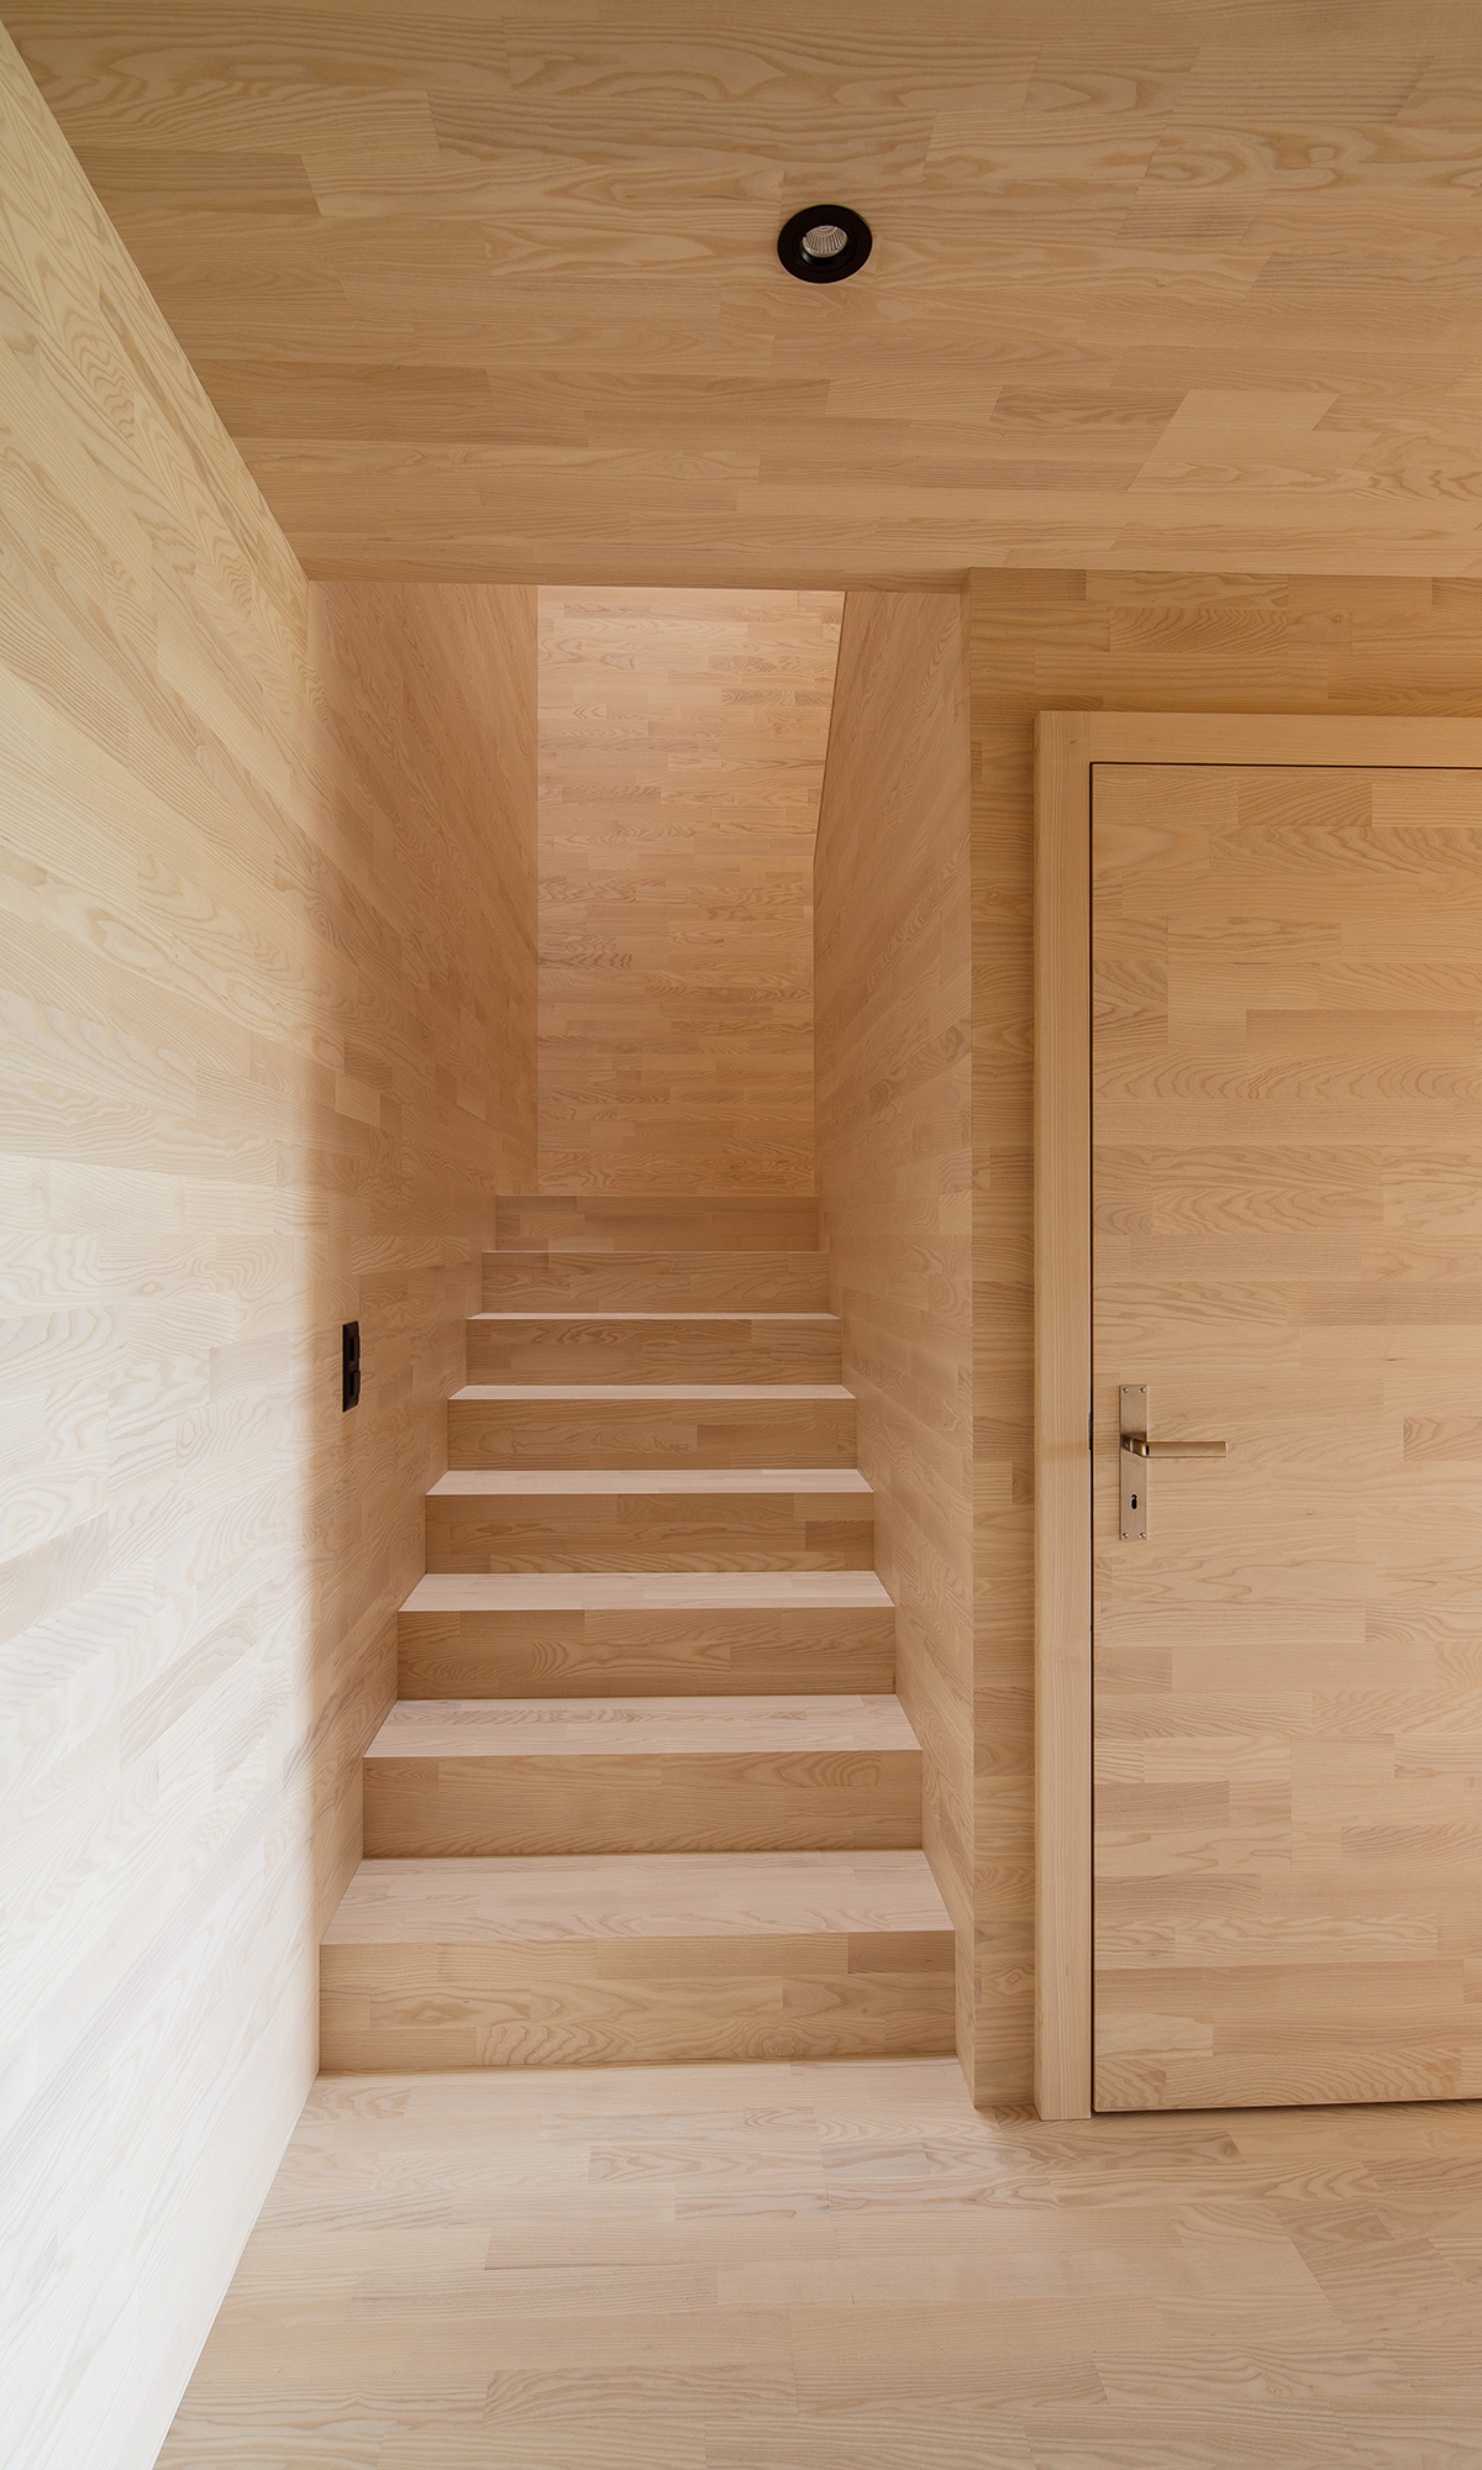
[363,1751,922,1857]
[483,1253,830,1312]
[320,1935,955,2071]
[398,1606,896,1697]
[425,1494,875,1574]
[449,1396,856,1470]
[495,1196,820,1251]
[467,1318,842,1381]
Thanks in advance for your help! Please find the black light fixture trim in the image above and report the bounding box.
[777,203,873,284]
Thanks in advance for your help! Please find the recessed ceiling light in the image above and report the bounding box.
[777,203,873,285]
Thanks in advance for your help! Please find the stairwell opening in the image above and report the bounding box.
[322,583,977,2089]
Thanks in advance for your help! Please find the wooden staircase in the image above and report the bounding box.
[321,1196,954,2069]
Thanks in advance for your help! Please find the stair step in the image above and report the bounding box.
[494,1194,820,1252]
[467,1312,842,1382]
[320,1850,954,2070]
[397,1570,896,1697]
[363,1694,921,1857]
[483,1251,830,1313]
[448,1383,856,1469]
[426,1468,875,1574]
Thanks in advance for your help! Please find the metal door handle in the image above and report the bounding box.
[1119,1385,1226,1538]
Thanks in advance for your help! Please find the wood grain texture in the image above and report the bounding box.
[1033,713,1096,2121]
[397,1571,897,1699]
[0,32,536,2470]
[24,9,1482,587]
[537,589,840,1193]
[1092,754,1482,2113]
[328,1203,943,2074]
[425,1469,876,1575]
[485,1249,831,1311]
[467,1312,842,1382]
[972,567,1482,2112]
[496,1194,822,1251]
[448,1385,856,1469]
[814,591,976,2069]
[320,1862,955,2069]
[362,1696,922,1857]
[158,2057,1482,2463]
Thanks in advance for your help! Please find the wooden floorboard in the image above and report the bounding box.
[157,2055,1482,2465]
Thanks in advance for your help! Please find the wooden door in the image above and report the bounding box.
[1093,758,1482,2111]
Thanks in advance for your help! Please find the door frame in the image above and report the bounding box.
[1032,708,1482,2122]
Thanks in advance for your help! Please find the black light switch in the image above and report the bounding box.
[342,1320,361,1412]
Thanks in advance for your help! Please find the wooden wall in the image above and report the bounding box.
[814,591,975,2066]
[538,587,840,1193]
[969,566,1482,2108]
[0,32,537,2468]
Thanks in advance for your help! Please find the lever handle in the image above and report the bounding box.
[1118,1384,1227,1538]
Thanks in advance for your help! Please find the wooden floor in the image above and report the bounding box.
[157,2054,1482,2467]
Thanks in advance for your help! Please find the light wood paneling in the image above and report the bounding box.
[326,1202,943,2074]
[23,10,1482,588]
[497,1193,822,1251]
[1090,749,1482,2112]
[362,1696,922,1856]
[0,31,537,2469]
[485,1249,831,1311]
[159,2058,1482,2462]
[538,590,840,1193]
[319,1861,955,2069]
[448,1384,856,1469]
[397,1571,897,1699]
[467,1311,842,1382]
[426,1469,875,1574]
[814,591,976,2068]
[972,567,1482,2110]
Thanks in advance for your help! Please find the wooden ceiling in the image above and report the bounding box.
[15,2,1482,584]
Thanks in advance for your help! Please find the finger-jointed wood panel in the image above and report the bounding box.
[466,1311,842,1381]
[814,589,976,2071]
[970,566,1482,2111]
[1093,761,1482,2110]
[362,1696,922,1856]
[22,10,1482,585]
[426,1470,875,1573]
[156,2059,1482,2457]
[0,32,537,2468]
[319,1866,954,2070]
[538,588,840,1193]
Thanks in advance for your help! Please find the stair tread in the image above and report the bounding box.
[368,1694,918,1760]
[429,1467,872,1496]
[325,1849,950,1943]
[454,1383,852,1402]
[471,1311,838,1324]
[488,1249,825,1263]
[402,1571,893,1611]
